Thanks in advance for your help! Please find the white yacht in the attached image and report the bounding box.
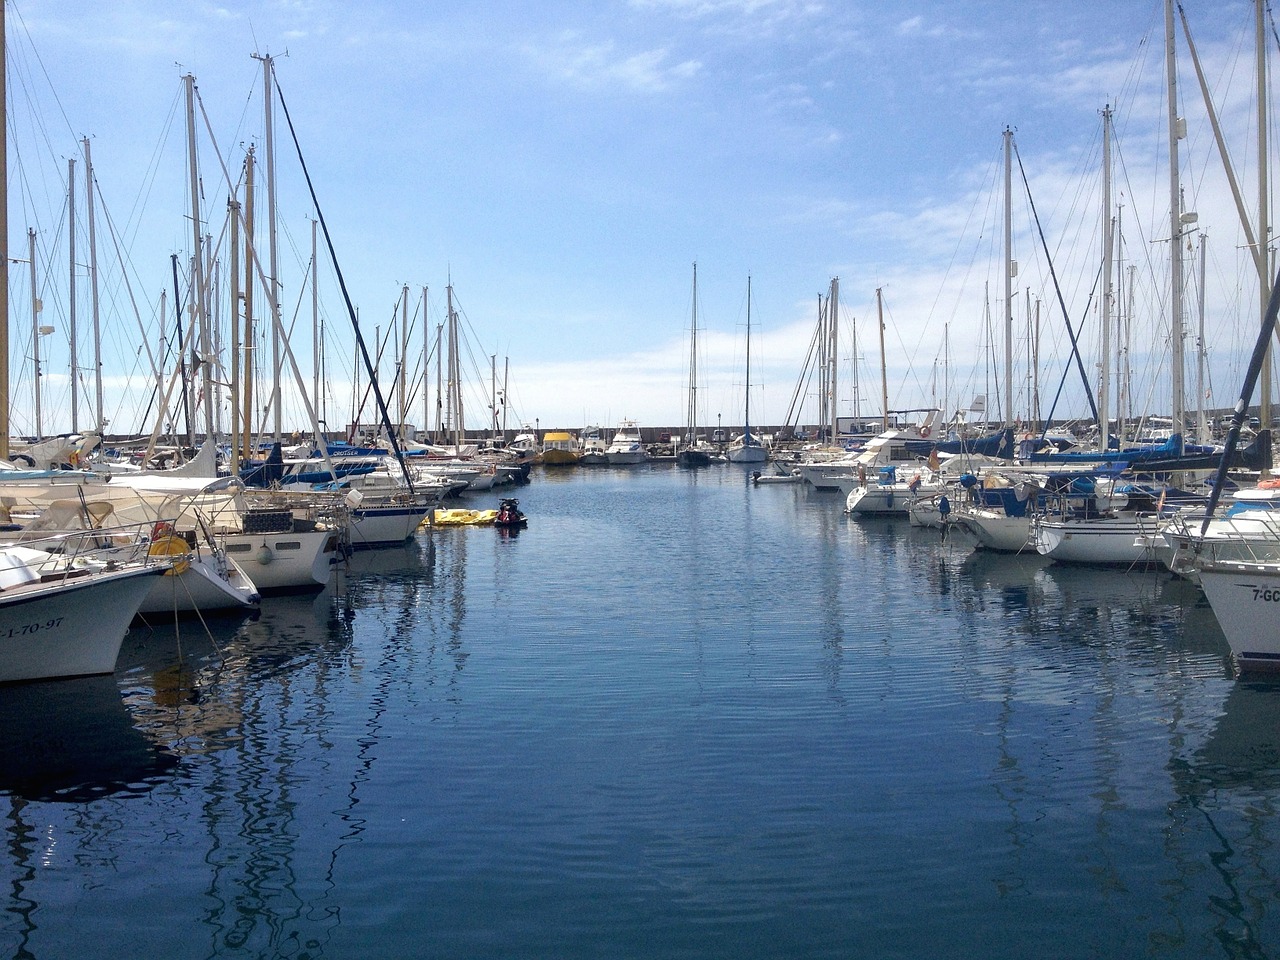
[606,421,649,465]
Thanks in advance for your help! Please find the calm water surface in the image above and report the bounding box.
[1,464,1278,959]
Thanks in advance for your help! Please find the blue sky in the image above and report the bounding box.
[2,0,1270,438]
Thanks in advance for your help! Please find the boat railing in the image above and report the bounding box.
[0,516,191,583]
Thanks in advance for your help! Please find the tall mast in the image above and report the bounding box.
[83,138,103,434]
[312,219,320,438]
[27,228,39,439]
[0,1,8,458]
[687,262,698,441]
[68,157,77,433]
[877,286,889,433]
[850,302,860,424]
[1003,126,1014,428]
[1165,0,1186,457]
[424,285,435,435]
[399,284,409,435]
[254,53,282,443]
[502,356,509,439]
[447,282,461,450]
[1257,0,1271,458]
[229,195,241,471]
[828,276,839,442]
[183,73,212,442]
[490,354,497,445]
[744,274,752,441]
[424,288,435,437]
[157,288,165,424]
[242,148,256,458]
[1099,106,1113,451]
[1196,232,1210,443]
[434,320,443,442]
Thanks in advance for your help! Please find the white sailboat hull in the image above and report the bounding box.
[1197,561,1280,672]
[950,509,1033,553]
[0,565,161,683]
[349,500,433,549]
[222,528,336,591]
[136,555,260,616]
[727,445,767,463]
[1033,515,1162,566]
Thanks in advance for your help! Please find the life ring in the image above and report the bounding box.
[148,533,191,576]
[919,424,932,438]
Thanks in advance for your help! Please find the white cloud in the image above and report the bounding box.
[528,32,702,93]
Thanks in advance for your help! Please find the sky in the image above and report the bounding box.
[1,0,1273,439]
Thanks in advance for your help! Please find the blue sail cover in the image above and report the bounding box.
[902,428,1014,460]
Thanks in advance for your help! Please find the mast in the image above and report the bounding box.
[850,303,860,426]
[229,195,241,472]
[157,288,165,426]
[399,284,409,436]
[421,286,429,438]
[1003,126,1014,429]
[1196,232,1210,443]
[254,53,282,443]
[502,356,509,439]
[312,220,320,439]
[68,156,77,433]
[434,321,443,442]
[241,148,256,459]
[828,276,839,442]
[1099,106,1113,452]
[1165,0,1186,458]
[1257,0,1271,459]
[744,274,753,442]
[877,286,889,433]
[183,73,212,443]
[1032,296,1041,433]
[687,262,698,443]
[84,138,103,434]
[447,282,461,450]
[27,228,39,439]
[0,0,8,458]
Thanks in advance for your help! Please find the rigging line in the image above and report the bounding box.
[192,81,343,480]
[1041,260,1104,438]
[93,179,162,383]
[1201,257,1280,535]
[1012,139,1100,432]
[7,3,77,145]
[271,80,414,488]
[781,298,823,430]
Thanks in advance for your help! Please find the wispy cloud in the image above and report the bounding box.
[527,31,702,93]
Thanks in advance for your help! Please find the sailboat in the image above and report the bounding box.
[727,276,767,464]
[676,263,712,468]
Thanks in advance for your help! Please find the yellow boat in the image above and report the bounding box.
[430,508,499,527]
[540,431,581,466]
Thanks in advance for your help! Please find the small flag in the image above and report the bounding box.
[927,447,940,472]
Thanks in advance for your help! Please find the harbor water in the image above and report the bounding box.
[1,464,1278,959]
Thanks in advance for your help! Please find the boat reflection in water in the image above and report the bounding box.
[0,675,177,803]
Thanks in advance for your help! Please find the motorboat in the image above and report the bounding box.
[541,431,581,466]
[606,420,649,465]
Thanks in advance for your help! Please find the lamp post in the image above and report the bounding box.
[717,413,722,444]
